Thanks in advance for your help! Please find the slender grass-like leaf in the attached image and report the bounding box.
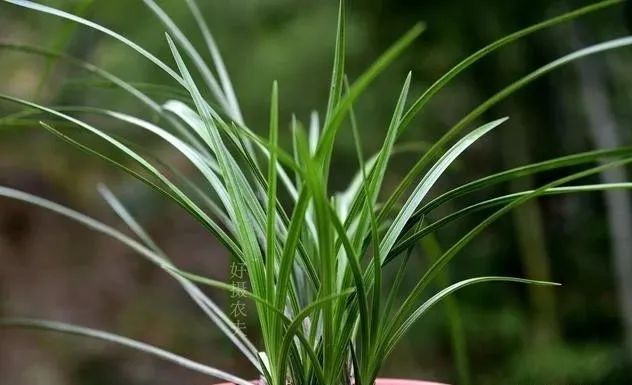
[382,156,632,358]
[382,35,632,222]
[315,23,425,166]
[142,0,231,116]
[379,117,508,260]
[0,318,252,385]
[404,146,632,231]
[389,183,632,259]
[0,185,261,366]
[183,0,244,125]
[97,185,260,365]
[382,276,560,359]
[325,0,346,125]
[3,0,185,86]
[0,94,243,258]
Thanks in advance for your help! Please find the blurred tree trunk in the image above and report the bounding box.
[569,26,632,356]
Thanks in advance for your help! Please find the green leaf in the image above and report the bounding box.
[0,184,260,366]
[378,117,508,260]
[383,156,632,358]
[1,94,243,258]
[408,147,632,229]
[183,0,244,124]
[382,35,632,222]
[0,318,252,385]
[3,0,185,86]
[389,183,632,259]
[315,23,425,167]
[97,185,260,365]
[143,0,231,115]
[325,0,346,124]
[384,277,560,357]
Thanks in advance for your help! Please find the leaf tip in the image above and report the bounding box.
[413,21,427,35]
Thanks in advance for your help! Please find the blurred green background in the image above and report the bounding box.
[1,1,632,384]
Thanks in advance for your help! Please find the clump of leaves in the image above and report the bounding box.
[1,1,631,385]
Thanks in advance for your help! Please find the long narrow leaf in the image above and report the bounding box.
[0,318,252,385]
[378,117,508,260]
[3,0,185,86]
[382,35,632,222]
